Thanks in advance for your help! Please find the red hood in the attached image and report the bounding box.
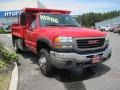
[40,27,107,38]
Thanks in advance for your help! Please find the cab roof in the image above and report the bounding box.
[22,8,71,14]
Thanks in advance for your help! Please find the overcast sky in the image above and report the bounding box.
[0,0,120,15]
[40,0,120,15]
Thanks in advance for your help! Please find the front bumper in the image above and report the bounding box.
[50,47,112,69]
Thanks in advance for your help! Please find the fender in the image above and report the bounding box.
[36,38,52,49]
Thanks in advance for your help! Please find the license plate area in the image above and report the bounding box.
[91,55,102,64]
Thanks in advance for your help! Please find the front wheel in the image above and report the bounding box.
[38,49,54,76]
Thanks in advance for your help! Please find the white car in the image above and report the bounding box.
[101,25,110,31]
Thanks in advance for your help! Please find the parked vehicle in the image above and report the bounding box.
[113,27,120,33]
[11,8,112,76]
[109,24,120,32]
[101,25,111,31]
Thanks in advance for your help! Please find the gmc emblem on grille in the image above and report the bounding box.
[88,40,99,44]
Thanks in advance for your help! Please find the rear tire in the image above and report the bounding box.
[13,39,22,53]
[38,49,54,76]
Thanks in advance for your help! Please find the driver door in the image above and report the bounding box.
[25,15,37,52]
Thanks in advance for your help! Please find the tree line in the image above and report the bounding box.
[74,10,120,27]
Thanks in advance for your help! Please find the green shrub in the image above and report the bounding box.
[0,60,6,69]
[0,42,18,69]
[1,49,18,63]
[0,42,4,52]
[0,29,5,34]
[0,27,10,34]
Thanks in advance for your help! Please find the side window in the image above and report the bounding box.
[31,20,36,29]
[20,13,26,26]
[30,15,36,29]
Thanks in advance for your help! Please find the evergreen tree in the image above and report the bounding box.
[75,10,120,27]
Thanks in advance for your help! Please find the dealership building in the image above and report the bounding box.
[0,0,45,30]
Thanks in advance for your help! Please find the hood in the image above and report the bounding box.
[40,27,107,38]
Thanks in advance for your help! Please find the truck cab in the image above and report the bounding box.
[11,8,112,76]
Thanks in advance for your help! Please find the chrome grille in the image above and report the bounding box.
[76,38,105,49]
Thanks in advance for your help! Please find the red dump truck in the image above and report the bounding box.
[11,8,111,76]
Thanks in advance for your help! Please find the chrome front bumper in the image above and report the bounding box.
[50,47,112,69]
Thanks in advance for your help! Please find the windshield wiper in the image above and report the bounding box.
[45,24,79,27]
[45,24,63,26]
[63,24,79,27]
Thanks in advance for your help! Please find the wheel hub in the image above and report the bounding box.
[39,55,47,69]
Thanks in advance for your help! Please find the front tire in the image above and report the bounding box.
[38,49,54,76]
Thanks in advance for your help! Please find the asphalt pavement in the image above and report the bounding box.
[0,32,120,90]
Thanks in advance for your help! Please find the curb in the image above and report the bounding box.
[8,63,18,90]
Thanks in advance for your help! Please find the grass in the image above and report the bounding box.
[0,29,10,34]
[0,73,11,90]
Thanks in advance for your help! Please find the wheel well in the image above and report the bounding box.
[12,36,18,46]
[37,41,51,54]
[12,36,25,51]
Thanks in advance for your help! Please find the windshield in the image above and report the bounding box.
[39,14,80,27]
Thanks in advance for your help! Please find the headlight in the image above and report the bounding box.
[54,37,73,49]
[105,35,109,45]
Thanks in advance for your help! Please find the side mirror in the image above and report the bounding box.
[29,26,33,31]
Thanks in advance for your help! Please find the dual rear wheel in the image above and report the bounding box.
[13,39,22,53]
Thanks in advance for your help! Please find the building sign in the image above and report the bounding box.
[0,10,21,18]
[4,10,21,17]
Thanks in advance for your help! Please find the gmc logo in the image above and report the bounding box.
[88,40,99,44]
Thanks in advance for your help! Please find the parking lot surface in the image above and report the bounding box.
[0,32,120,90]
